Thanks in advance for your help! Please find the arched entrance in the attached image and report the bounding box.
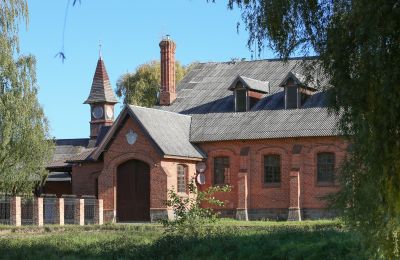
[117,159,150,222]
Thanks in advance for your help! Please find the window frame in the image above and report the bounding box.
[234,87,249,112]
[316,152,335,186]
[263,154,282,187]
[213,156,230,185]
[177,164,187,193]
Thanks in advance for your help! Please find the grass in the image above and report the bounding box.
[0,220,368,259]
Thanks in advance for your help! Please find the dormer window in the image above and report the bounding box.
[235,83,248,112]
[229,76,269,112]
[280,72,317,109]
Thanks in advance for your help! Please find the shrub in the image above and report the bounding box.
[162,178,231,237]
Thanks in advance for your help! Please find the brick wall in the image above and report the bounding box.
[72,162,103,197]
[198,136,347,219]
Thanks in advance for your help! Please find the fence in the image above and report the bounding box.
[0,195,103,226]
[0,195,10,225]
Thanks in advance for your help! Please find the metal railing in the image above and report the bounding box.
[63,195,77,225]
[83,195,96,225]
[21,197,34,225]
[0,195,10,225]
[43,194,58,225]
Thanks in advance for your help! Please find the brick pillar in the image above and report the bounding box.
[288,169,301,221]
[56,198,64,226]
[33,197,43,226]
[236,171,249,220]
[95,199,104,225]
[74,199,84,226]
[10,197,21,226]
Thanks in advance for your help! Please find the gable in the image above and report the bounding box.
[92,105,205,160]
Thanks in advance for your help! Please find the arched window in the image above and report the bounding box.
[177,165,187,193]
[317,152,335,183]
[264,155,281,184]
[214,157,230,185]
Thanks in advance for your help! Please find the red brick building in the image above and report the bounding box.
[46,36,346,222]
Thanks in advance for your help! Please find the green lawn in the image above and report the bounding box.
[0,220,368,259]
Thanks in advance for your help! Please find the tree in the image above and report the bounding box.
[227,0,400,257]
[0,1,54,195]
[116,60,190,107]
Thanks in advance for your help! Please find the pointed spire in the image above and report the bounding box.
[84,56,118,104]
[99,40,102,60]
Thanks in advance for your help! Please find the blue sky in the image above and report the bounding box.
[19,0,274,139]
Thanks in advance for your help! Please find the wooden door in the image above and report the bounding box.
[117,160,150,222]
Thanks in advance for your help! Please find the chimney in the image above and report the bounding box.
[159,35,176,106]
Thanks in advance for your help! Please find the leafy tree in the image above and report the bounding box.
[163,178,231,237]
[0,0,54,195]
[116,60,190,107]
[227,0,400,257]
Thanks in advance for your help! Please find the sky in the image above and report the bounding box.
[18,0,274,139]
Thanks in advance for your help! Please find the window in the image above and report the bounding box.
[235,88,247,112]
[317,152,335,183]
[214,157,229,185]
[264,155,281,184]
[286,85,298,109]
[177,165,186,193]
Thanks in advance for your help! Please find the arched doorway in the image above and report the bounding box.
[117,159,150,222]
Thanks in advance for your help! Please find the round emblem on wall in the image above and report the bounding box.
[196,162,207,173]
[196,173,206,185]
[105,106,113,120]
[125,129,137,145]
[92,106,104,119]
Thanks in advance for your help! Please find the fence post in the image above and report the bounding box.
[95,199,103,225]
[33,197,43,226]
[10,196,21,226]
[56,198,64,226]
[74,198,84,226]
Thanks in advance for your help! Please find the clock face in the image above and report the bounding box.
[92,106,104,119]
[105,106,113,120]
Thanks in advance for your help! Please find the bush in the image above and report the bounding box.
[162,178,231,237]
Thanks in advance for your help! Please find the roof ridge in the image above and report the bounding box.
[130,105,192,118]
[190,56,320,66]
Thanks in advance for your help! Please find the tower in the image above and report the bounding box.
[84,55,118,139]
[159,35,176,106]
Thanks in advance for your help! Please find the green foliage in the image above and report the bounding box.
[162,178,231,237]
[0,221,368,259]
[228,0,400,257]
[0,1,54,195]
[116,60,190,107]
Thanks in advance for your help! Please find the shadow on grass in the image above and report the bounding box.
[0,227,368,259]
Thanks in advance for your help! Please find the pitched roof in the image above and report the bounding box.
[84,57,118,104]
[92,105,205,160]
[46,172,71,182]
[228,75,269,93]
[156,57,326,114]
[189,108,339,142]
[48,138,90,168]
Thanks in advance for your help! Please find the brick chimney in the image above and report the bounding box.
[159,35,176,106]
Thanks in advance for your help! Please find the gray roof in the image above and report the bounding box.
[157,57,326,115]
[128,106,205,159]
[84,58,118,104]
[46,172,71,182]
[228,76,270,93]
[48,139,90,168]
[190,108,339,142]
